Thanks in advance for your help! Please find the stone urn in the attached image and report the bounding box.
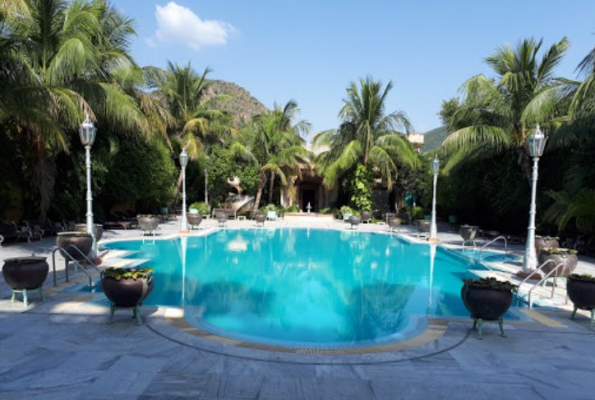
[101,267,154,325]
[461,278,515,339]
[137,215,160,235]
[459,225,479,246]
[535,236,559,255]
[360,211,372,223]
[74,223,104,241]
[537,249,577,277]
[2,256,49,307]
[567,275,595,327]
[57,232,93,260]
[417,219,431,235]
[348,216,361,229]
[388,217,401,232]
[187,214,203,229]
[216,212,228,227]
[255,213,266,226]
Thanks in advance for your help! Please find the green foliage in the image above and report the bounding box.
[463,277,518,293]
[262,204,277,212]
[286,205,299,212]
[58,232,92,237]
[102,267,154,281]
[319,207,332,214]
[350,164,374,211]
[408,206,425,220]
[237,165,260,195]
[340,206,353,216]
[189,202,210,215]
[540,248,578,255]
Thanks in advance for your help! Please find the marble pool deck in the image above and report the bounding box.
[1,218,595,400]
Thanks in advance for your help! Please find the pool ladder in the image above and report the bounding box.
[481,236,508,254]
[516,259,567,308]
[51,244,102,289]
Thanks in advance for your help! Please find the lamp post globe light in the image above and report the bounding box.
[429,155,440,242]
[79,114,97,258]
[522,125,548,273]
[179,149,189,232]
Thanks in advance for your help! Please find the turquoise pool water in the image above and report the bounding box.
[447,248,521,263]
[104,229,506,347]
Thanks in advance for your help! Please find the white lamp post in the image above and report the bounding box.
[179,149,189,232]
[79,114,97,258]
[522,125,548,272]
[429,155,440,242]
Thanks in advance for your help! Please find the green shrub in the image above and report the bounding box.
[319,207,332,214]
[463,277,517,292]
[189,201,210,215]
[340,206,353,216]
[263,203,277,212]
[286,204,299,212]
[102,267,153,281]
[410,206,424,220]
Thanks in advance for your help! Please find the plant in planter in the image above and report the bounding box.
[137,215,160,236]
[74,223,104,241]
[101,267,154,326]
[340,206,353,221]
[389,217,401,232]
[535,235,559,255]
[56,232,93,260]
[189,201,210,216]
[461,277,517,339]
[2,256,49,307]
[537,248,578,277]
[567,274,595,326]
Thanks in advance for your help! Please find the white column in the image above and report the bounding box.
[429,169,439,242]
[181,164,188,231]
[85,145,97,258]
[522,157,540,272]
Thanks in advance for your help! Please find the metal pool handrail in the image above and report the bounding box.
[51,244,100,289]
[481,236,508,253]
[516,260,564,308]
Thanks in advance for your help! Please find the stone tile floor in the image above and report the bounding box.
[1,218,595,399]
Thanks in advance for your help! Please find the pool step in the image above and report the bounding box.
[100,250,139,260]
[101,257,151,269]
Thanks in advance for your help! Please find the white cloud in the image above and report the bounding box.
[154,2,234,50]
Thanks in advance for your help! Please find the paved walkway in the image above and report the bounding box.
[1,218,595,400]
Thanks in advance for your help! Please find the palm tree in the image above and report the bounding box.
[313,76,418,209]
[231,101,311,210]
[155,61,233,206]
[2,0,149,220]
[442,37,569,183]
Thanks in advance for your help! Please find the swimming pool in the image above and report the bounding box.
[104,228,509,347]
[447,248,521,263]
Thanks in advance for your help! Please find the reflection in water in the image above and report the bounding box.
[106,229,488,344]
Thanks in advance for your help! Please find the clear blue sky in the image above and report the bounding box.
[111,0,595,136]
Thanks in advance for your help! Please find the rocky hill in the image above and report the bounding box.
[421,126,450,153]
[205,80,268,126]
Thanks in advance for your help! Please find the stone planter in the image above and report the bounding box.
[567,275,595,326]
[459,225,479,246]
[461,281,513,339]
[2,256,49,307]
[216,212,228,227]
[537,250,577,277]
[187,214,203,229]
[255,213,266,227]
[137,216,159,235]
[389,217,401,232]
[101,269,154,325]
[57,232,93,260]
[417,220,430,236]
[535,236,559,255]
[360,211,372,223]
[348,216,361,229]
[74,223,104,241]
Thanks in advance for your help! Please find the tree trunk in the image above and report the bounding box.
[204,167,209,205]
[517,147,533,185]
[253,173,267,211]
[170,170,183,209]
[268,171,275,204]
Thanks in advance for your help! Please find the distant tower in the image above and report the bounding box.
[406,132,425,153]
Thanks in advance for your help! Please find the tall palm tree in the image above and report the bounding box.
[442,37,569,182]
[2,0,148,219]
[313,76,418,209]
[231,102,311,210]
[155,61,233,206]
